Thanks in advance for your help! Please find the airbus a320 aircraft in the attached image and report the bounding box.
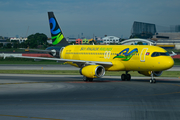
[15,12,174,83]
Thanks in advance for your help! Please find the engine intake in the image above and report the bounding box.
[80,65,105,78]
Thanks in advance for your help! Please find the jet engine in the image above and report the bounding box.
[80,65,105,78]
[138,71,163,77]
[46,47,64,58]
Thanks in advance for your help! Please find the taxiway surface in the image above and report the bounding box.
[0,74,180,120]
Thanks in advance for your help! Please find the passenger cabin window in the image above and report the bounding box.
[151,52,169,57]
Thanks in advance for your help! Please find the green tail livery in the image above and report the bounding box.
[51,33,64,45]
[48,12,69,46]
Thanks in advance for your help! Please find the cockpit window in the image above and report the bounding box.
[151,52,159,57]
[151,52,169,57]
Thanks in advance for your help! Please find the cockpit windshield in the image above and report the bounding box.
[151,52,169,57]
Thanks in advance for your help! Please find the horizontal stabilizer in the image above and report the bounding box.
[19,48,55,53]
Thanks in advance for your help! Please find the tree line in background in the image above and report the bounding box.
[0,33,100,49]
[1,33,50,49]
[1,33,99,49]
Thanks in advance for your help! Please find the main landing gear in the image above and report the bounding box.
[121,71,131,81]
[83,76,93,82]
[150,71,156,83]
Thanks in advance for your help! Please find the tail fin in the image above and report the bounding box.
[48,12,69,46]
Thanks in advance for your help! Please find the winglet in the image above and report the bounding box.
[170,51,177,56]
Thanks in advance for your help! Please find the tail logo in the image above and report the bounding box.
[49,18,64,45]
[113,48,138,61]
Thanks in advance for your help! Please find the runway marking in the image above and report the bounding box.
[0,114,63,120]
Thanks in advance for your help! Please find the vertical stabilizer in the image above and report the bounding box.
[48,12,69,46]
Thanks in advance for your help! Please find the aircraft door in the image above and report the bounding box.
[104,51,111,59]
[140,48,148,62]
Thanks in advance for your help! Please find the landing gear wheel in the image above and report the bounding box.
[83,76,87,81]
[83,76,93,82]
[150,79,153,83]
[126,74,131,81]
[150,79,156,83]
[121,72,131,81]
[88,78,93,82]
[150,71,156,84]
[121,74,126,81]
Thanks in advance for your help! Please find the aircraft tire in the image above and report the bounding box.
[150,79,153,83]
[150,79,156,83]
[121,74,126,81]
[127,74,131,81]
[88,78,93,82]
[83,76,88,81]
[84,77,93,82]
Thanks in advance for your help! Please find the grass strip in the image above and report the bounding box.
[0,70,179,77]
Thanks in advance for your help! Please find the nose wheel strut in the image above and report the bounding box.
[150,71,156,83]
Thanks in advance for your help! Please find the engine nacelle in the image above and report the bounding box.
[46,47,64,58]
[80,65,105,78]
[153,71,163,77]
[138,71,163,77]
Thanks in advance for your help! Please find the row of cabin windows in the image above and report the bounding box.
[65,52,117,55]
[65,52,170,57]
[65,52,140,56]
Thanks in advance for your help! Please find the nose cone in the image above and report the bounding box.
[165,57,174,70]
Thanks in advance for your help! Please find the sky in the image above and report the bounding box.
[0,0,180,39]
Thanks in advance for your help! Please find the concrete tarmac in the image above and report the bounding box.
[0,74,180,120]
[0,64,179,71]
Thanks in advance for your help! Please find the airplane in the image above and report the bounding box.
[11,12,174,83]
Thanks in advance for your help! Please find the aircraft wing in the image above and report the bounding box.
[10,56,113,66]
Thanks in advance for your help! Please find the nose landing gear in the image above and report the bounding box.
[150,71,156,83]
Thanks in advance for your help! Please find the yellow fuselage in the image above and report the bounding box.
[61,45,174,71]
